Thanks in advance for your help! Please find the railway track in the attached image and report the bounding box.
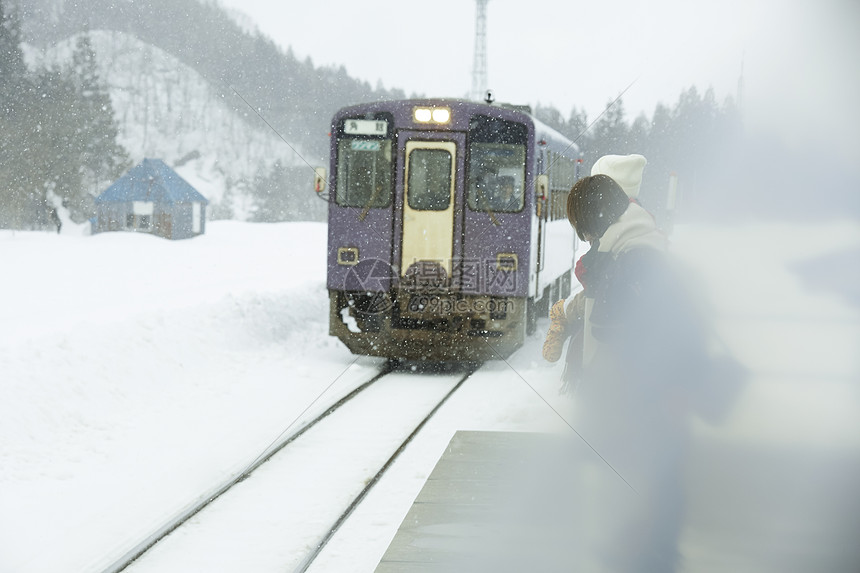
[104,362,477,573]
[292,364,475,573]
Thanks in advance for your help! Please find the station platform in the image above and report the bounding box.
[374,430,585,572]
[374,428,860,572]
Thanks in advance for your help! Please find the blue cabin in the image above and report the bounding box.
[94,159,209,240]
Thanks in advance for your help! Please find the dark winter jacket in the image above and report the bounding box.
[577,203,668,370]
[570,203,744,425]
[585,246,708,386]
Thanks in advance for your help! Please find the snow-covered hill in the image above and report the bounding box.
[26,30,307,219]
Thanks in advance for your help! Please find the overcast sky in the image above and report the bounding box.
[217,0,860,166]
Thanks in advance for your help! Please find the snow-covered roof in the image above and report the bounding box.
[96,158,209,204]
[531,115,581,157]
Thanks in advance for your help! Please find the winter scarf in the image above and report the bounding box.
[578,202,667,368]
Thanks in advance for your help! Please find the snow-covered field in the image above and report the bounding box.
[2,219,859,572]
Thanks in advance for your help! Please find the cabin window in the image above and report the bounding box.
[407,148,452,211]
[126,212,152,230]
[335,139,393,208]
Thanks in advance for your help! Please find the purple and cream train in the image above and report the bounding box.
[324,98,583,361]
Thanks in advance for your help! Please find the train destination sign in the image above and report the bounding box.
[344,119,388,135]
[350,140,381,151]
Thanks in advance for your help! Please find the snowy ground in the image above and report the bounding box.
[1,219,859,572]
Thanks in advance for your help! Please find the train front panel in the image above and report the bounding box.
[326,99,536,361]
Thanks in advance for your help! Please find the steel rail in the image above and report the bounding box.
[100,363,394,573]
[292,365,478,573]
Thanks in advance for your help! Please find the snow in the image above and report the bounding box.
[2,219,859,572]
[25,30,306,212]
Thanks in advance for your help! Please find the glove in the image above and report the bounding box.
[542,299,570,362]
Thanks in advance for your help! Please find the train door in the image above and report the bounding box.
[395,132,466,285]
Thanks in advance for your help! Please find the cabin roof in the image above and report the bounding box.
[96,159,208,204]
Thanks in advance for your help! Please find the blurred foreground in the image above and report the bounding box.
[380,219,860,572]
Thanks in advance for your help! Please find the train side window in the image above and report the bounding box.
[335,139,393,208]
[550,189,570,221]
[546,152,577,220]
[407,148,452,211]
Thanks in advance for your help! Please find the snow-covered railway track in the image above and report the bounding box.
[98,364,393,573]
[291,365,476,573]
[109,364,477,573]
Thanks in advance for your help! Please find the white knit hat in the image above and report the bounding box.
[590,154,647,199]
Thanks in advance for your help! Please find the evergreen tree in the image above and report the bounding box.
[627,114,650,157]
[251,161,326,223]
[567,106,590,142]
[565,106,591,163]
[534,103,566,134]
[25,65,84,226]
[0,0,32,227]
[637,102,673,216]
[0,13,130,228]
[587,98,629,169]
[69,32,130,214]
[0,0,26,95]
[211,184,236,221]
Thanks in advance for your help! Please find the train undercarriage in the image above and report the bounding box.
[329,289,528,361]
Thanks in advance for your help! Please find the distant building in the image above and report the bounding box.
[94,159,208,240]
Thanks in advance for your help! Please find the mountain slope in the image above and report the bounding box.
[16,0,409,221]
[18,0,407,159]
[29,30,306,218]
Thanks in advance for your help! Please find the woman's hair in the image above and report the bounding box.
[566,174,630,241]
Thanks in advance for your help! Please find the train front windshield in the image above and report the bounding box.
[335,139,393,208]
[468,143,526,213]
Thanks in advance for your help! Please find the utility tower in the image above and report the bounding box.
[470,0,489,101]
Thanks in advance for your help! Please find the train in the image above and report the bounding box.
[321,97,585,361]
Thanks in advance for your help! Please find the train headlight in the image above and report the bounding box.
[431,108,451,123]
[414,108,433,122]
[413,107,451,124]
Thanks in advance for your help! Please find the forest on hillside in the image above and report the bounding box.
[17,0,407,161]
[1,1,129,228]
[534,87,744,225]
[2,0,410,228]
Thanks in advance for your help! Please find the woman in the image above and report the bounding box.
[542,153,658,387]
[552,173,696,572]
